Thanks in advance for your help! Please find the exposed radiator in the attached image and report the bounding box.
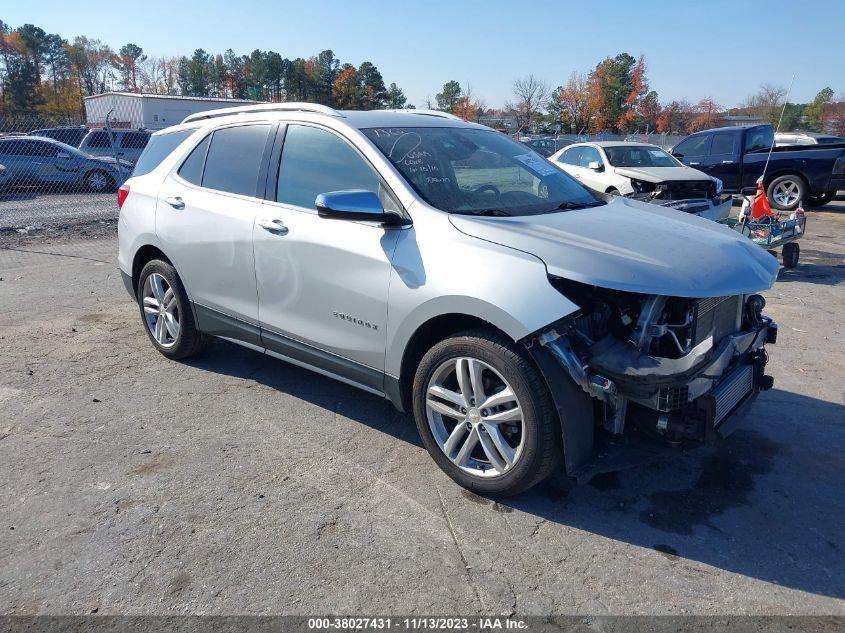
[693,296,742,347]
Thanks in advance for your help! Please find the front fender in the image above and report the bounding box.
[383,206,579,377]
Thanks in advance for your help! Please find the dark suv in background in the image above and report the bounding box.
[26,126,89,148]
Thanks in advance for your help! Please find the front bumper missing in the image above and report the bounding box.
[538,317,776,444]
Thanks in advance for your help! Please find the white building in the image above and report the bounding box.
[84,92,261,130]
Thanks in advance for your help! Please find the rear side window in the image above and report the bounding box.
[132,129,195,177]
[744,127,774,153]
[121,132,150,149]
[202,125,272,197]
[710,134,736,155]
[178,135,211,185]
[560,146,582,165]
[86,131,113,149]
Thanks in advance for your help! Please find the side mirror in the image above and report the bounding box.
[672,152,683,158]
[57,151,72,160]
[315,190,405,226]
[587,161,604,172]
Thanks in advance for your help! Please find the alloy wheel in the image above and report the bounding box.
[87,171,109,192]
[142,272,180,348]
[425,357,525,477]
[772,179,800,207]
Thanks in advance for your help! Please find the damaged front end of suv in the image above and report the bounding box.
[526,277,777,477]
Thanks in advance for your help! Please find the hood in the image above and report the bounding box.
[88,155,133,170]
[449,197,778,298]
[613,165,712,183]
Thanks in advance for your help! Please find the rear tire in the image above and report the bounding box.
[782,242,800,269]
[808,192,834,207]
[137,259,209,360]
[84,169,115,192]
[412,328,561,496]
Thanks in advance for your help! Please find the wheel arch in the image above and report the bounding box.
[393,313,507,412]
[131,244,171,296]
[764,169,808,191]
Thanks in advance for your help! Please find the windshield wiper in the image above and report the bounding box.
[451,208,512,217]
[555,200,606,211]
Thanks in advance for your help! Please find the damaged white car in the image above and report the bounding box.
[549,141,732,221]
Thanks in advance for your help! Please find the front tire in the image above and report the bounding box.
[137,260,209,360]
[412,329,561,496]
[767,175,806,211]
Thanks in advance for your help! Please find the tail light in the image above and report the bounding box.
[117,184,130,209]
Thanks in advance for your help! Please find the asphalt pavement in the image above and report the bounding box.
[0,203,843,616]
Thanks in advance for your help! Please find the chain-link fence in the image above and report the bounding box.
[0,106,150,232]
[0,102,690,232]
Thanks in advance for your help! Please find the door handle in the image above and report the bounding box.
[689,162,701,166]
[722,160,734,164]
[257,218,289,235]
[165,196,185,210]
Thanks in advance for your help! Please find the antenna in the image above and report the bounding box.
[760,75,795,183]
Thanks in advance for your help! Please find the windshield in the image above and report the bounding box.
[362,127,603,216]
[604,145,680,167]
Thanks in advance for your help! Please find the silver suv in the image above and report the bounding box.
[118,103,779,495]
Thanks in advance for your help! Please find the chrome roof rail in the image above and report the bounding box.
[182,102,344,124]
[380,109,463,121]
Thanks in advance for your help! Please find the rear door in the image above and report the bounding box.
[554,145,583,180]
[0,140,36,184]
[81,130,113,158]
[253,123,402,386]
[156,123,275,333]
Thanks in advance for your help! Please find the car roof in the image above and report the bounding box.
[560,141,663,149]
[167,104,485,135]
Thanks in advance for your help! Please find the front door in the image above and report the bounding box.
[253,123,403,389]
[699,132,740,191]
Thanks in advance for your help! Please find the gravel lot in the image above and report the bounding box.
[0,201,843,617]
[0,191,116,231]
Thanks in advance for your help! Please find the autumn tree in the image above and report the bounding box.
[656,100,694,134]
[639,91,661,132]
[332,64,360,108]
[825,97,845,136]
[689,97,722,131]
[587,53,638,132]
[741,84,788,127]
[510,74,549,130]
[114,43,145,92]
[549,72,595,133]
[452,95,476,121]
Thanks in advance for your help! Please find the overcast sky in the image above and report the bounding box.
[4,0,844,109]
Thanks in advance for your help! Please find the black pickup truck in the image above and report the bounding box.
[671,124,845,210]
